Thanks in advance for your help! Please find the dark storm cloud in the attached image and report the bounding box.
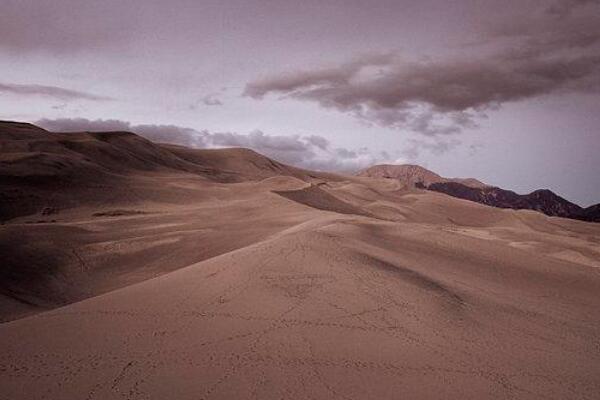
[0,83,112,101]
[245,0,600,136]
[245,53,600,135]
[36,118,392,172]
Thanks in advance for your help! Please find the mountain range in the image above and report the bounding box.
[358,164,600,222]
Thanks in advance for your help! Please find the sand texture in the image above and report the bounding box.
[1,122,600,399]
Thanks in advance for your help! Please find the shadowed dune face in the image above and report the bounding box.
[273,184,374,218]
[350,252,466,308]
[1,121,600,399]
[0,230,63,304]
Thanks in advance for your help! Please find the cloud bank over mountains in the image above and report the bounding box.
[36,118,397,172]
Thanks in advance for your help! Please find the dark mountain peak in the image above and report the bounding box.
[426,181,589,221]
[529,188,558,197]
[525,189,581,216]
[579,204,600,222]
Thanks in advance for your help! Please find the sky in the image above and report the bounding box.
[1,0,599,206]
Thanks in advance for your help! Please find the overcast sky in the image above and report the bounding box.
[1,0,599,205]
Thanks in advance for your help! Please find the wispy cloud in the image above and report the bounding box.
[200,94,223,106]
[0,83,112,101]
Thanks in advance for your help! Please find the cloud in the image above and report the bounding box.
[35,117,395,172]
[187,93,226,110]
[304,135,330,150]
[129,124,202,147]
[189,94,224,109]
[37,118,129,131]
[0,82,112,101]
[36,118,201,147]
[201,94,223,106]
[245,1,600,136]
[245,53,600,135]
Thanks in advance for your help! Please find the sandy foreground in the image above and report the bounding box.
[1,162,600,398]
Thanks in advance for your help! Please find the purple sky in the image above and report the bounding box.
[1,0,599,205]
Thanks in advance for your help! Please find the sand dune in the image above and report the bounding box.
[1,122,600,399]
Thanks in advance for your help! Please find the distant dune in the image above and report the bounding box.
[1,121,599,399]
[0,121,338,222]
[357,163,488,188]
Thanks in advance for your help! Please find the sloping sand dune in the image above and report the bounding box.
[274,184,374,217]
[2,208,599,399]
[1,122,600,399]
